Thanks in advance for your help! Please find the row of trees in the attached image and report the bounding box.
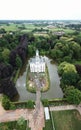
[27,30,81,64]
[0,33,30,99]
[58,62,81,104]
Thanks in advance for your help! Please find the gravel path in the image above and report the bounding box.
[49,104,81,115]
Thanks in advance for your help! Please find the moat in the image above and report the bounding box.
[15,57,63,101]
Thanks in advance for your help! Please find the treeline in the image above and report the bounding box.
[32,28,49,33]
[28,31,81,63]
[27,31,81,105]
[65,24,81,30]
[0,33,31,99]
[58,62,81,104]
[1,29,81,101]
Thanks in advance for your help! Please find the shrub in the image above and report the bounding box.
[2,95,11,110]
[26,100,35,109]
[2,95,16,110]
[41,99,49,107]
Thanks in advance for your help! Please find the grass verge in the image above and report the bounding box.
[43,120,53,130]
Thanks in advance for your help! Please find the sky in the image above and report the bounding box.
[0,0,81,20]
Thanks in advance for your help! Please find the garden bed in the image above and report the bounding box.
[26,65,50,93]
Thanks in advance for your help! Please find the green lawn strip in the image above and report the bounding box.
[43,120,53,130]
[52,110,81,130]
[12,69,20,84]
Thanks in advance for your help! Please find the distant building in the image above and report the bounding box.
[29,50,45,72]
[53,31,65,36]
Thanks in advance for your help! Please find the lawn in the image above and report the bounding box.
[1,23,18,31]
[51,110,81,130]
[43,120,53,130]
[49,27,75,34]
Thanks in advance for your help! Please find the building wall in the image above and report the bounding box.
[30,62,45,72]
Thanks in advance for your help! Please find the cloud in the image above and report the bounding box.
[0,0,81,20]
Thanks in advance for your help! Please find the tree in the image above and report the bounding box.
[2,48,10,63]
[0,63,13,79]
[2,95,11,110]
[69,41,81,59]
[28,45,36,56]
[16,55,22,68]
[58,62,77,76]
[41,99,49,107]
[1,78,18,99]
[50,49,63,61]
[75,64,81,76]
[65,87,81,105]
[27,100,35,109]
[61,71,79,86]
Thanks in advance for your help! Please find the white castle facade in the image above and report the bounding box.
[29,50,45,72]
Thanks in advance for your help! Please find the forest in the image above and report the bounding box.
[0,21,81,104]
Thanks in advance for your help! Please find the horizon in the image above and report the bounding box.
[0,19,81,21]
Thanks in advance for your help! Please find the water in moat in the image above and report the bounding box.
[15,57,63,101]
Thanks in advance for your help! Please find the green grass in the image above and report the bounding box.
[1,23,18,31]
[13,69,20,83]
[49,27,75,34]
[43,120,53,130]
[51,110,81,130]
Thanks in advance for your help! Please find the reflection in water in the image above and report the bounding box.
[15,57,63,101]
[41,57,63,99]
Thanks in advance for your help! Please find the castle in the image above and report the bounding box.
[29,50,45,72]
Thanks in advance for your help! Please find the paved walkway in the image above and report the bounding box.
[0,90,45,130]
[0,102,81,130]
[29,89,45,130]
[50,104,81,115]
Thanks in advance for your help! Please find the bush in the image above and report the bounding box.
[65,87,81,105]
[26,100,35,109]
[2,95,11,110]
[2,95,16,110]
[10,102,16,110]
[41,99,49,107]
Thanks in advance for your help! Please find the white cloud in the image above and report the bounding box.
[0,0,81,20]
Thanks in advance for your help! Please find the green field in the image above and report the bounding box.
[51,110,81,130]
[0,23,18,31]
[0,23,75,35]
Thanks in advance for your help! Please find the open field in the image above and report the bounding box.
[0,23,75,34]
[0,23,18,31]
[51,110,81,130]
[49,27,75,33]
